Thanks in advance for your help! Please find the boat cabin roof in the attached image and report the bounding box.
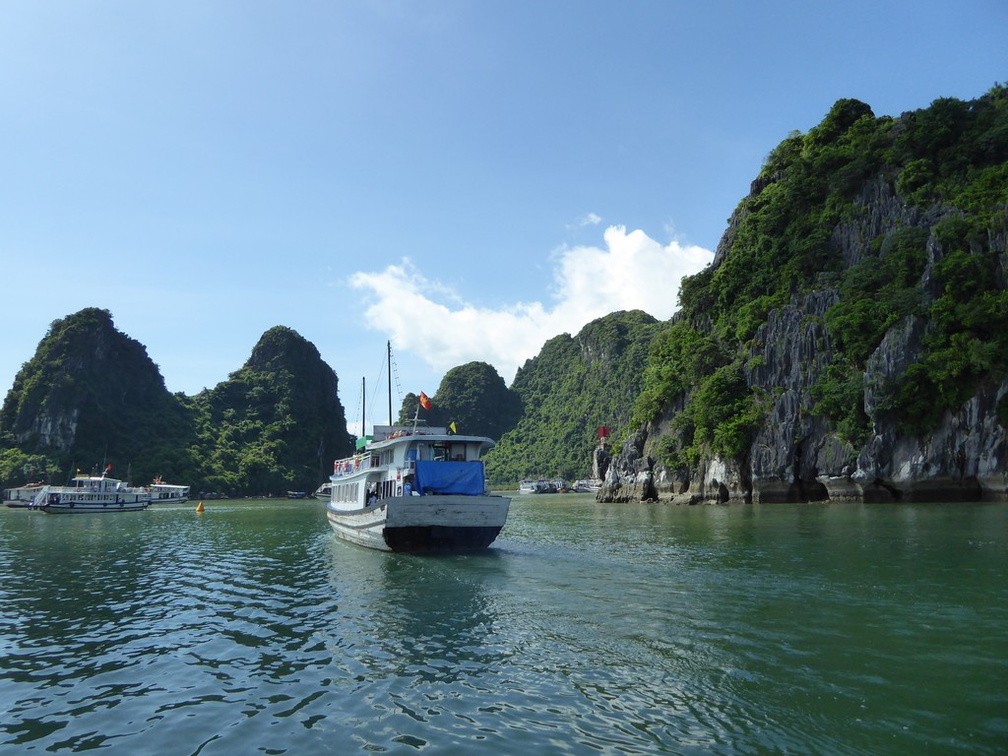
[370,425,494,447]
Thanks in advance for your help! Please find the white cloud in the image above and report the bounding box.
[348,226,713,381]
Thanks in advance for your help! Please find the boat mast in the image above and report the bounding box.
[361,376,365,438]
[387,340,392,425]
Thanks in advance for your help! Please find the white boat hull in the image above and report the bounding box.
[327,494,510,552]
[41,496,151,513]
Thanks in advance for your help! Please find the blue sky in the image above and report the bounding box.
[2,1,1005,435]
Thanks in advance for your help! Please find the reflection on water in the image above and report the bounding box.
[1,498,1006,754]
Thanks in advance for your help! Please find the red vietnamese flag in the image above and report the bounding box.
[419,391,432,410]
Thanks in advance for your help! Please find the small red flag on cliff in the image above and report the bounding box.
[419,392,432,410]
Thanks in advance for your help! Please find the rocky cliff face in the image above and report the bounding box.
[600,178,1007,504]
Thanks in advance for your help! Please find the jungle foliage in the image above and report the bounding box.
[484,310,661,483]
[185,326,353,496]
[399,362,522,443]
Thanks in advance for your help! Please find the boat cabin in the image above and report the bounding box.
[330,425,493,506]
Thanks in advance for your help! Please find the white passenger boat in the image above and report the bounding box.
[34,473,153,513]
[3,482,46,508]
[326,424,510,552]
[146,478,190,504]
[313,481,332,501]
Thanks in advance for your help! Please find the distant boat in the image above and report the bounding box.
[313,482,332,501]
[518,479,537,494]
[326,424,510,552]
[518,478,554,494]
[146,478,190,505]
[34,473,153,513]
[286,491,308,499]
[573,478,602,493]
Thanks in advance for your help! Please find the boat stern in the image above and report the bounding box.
[383,494,510,552]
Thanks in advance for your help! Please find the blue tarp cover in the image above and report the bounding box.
[414,461,485,495]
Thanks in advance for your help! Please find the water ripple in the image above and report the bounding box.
[2,500,1006,754]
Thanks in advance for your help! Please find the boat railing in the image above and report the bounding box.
[333,453,371,478]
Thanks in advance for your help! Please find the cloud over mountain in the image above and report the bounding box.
[349,226,713,380]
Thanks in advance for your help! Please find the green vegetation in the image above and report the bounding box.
[185,326,353,495]
[485,311,660,483]
[633,322,760,467]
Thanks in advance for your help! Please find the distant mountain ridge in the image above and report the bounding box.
[0,311,353,495]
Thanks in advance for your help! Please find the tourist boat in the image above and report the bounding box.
[146,478,190,504]
[326,424,511,552]
[33,473,153,513]
[518,478,554,494]
[4,482,46,508]
[313,482,332,500]
[573,478,602,493]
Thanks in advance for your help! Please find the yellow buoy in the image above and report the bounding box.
[195,501,205,513]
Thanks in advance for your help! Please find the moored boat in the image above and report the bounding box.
[326,424,510,552]
[4,482,46,508]
[518,479,537,495]
[518,478,554,494]
[146,478,190,504]
[573,478,602,493]
[313,482,332,501]
[34,473,153,513]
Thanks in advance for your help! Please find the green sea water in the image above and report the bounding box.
[1,496,1005,754]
